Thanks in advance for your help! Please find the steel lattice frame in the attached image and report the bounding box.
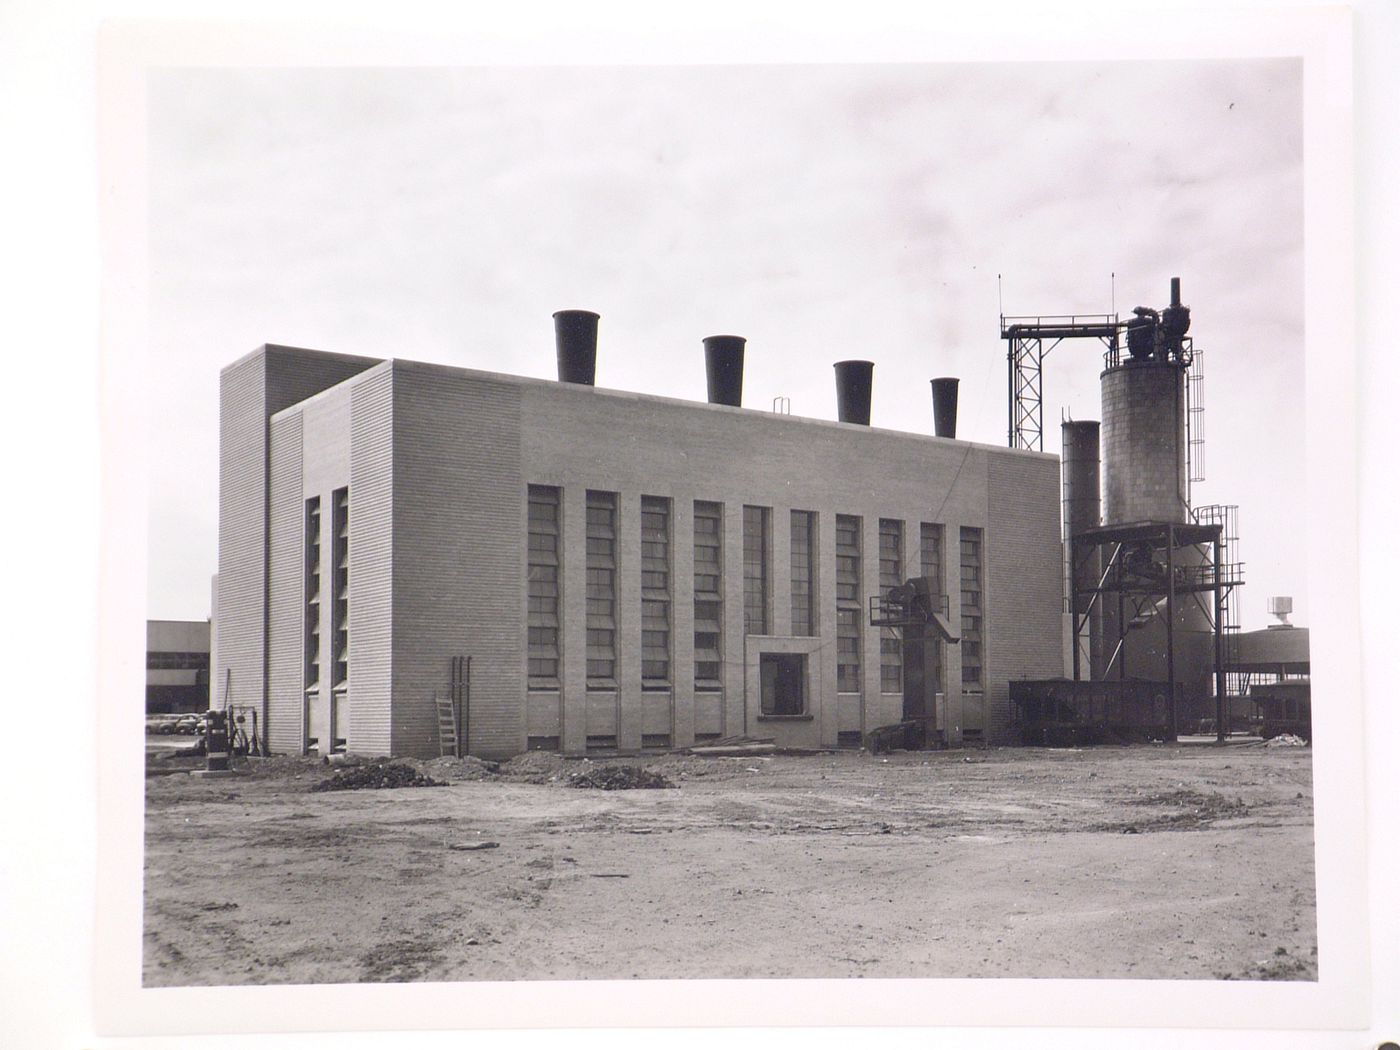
[1069,520,1242,741]
[1001,315,1119,452]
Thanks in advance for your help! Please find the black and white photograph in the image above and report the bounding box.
[137,55,1323,988]
[6,3,1395,1048]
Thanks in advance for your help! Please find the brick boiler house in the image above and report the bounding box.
[212,316,1065,760]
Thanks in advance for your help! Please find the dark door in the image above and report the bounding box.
[760,653,806,716]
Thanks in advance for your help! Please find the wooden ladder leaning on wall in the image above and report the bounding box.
[435,692,458,758]
[436,655,471,758]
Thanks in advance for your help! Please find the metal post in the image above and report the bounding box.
[1007,341,1015,448]
[1214,535,1227,743]
[1071,536,1082,682]
[1117,547,1126,682]
[1165,524,1177,740]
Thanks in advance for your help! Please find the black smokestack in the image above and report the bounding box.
[834,360,873,425]
[931,377,959,438]
[703,335,745,407]
[553,310,599,385]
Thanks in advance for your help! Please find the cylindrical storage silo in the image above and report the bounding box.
[1100,360,1189,525]
[1100,357,1213,726]
[1061,420,1103,680]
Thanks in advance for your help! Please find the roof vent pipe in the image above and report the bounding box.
[931,377,959,438]
[553,309,599,385]
[834,360,873,425]
[703,335,745,407]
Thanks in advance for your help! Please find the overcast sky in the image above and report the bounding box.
[147,59,1303,629]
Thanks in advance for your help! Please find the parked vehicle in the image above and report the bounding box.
[146,714,182,735]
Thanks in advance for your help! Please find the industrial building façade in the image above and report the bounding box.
[212,316,1067,760]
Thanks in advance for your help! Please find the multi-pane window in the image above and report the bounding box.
[331,487,349,688]
[790,510,815,637]
[743,505,769,635]
[960,526,983,690]
[835,515,862,692]
[694,501,723,689]
[304,497,321,694]
[527,486,561,686]
[920,522,944,691]
[586,491,617,685]
[837,608,861,693]
[641,496,671,687]
[835,515,861,603]
[146,651,210,671]
[879,518,902,693]
[920,522,943,583]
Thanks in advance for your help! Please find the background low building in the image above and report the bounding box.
[146,619,210,714]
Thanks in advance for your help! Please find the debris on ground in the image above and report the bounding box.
[497,751,572,784]
[1115,788,1249,831]
[310,762,444,792]
[1264,734,1309,748]
[447,841,500,851]
[568,765,675,790]
[689,736,776,757]
[238,754,341,779]
[415,755,500,781]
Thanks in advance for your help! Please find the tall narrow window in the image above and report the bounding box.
[586,491,617,686]
[790,510,815,637]
[331,487,349,689]
[960,526,983,690]
[641,496,671,687]
[920,522,943,584]
[836,514,862,692]
[743,505,769,635]
[304,496,321,694]
[694,501,723,690]
[879,518,902,693]
[920,522,944,691]
[527,486,561,687]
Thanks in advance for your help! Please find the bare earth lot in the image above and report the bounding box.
[143,743,1315,985]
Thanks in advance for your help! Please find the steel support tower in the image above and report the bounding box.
[1001,314,1119,452]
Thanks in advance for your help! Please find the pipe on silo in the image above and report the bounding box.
[931,377,959,438]
[553,310,600,385]
[834,360,873,425]
[703,335,745,407]
[1062,420,1103,680]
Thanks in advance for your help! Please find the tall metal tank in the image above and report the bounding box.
[1100,359,1189,524]
[1061,421,1103,679]
[1098,280,1211,715]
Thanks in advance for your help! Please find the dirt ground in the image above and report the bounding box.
[143,742,1315,985]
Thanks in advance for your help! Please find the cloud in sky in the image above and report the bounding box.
[146,58,1302,627]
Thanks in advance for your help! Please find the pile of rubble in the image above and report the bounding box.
[568,765,675,791]
[1263,733,1308,748]
[311,762,444,792]
[416,755,500,782]
[496,751,572,784]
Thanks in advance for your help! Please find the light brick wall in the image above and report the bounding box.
[390,362,525,759]
[226,349,1065,758]
[347,367,395,756]
[266,413,304,754]
[986,453,1065,743]
[216,345,379,746]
